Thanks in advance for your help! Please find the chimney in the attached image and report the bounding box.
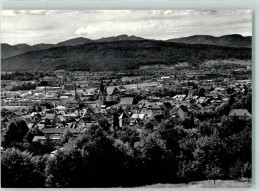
[74,83,77,100]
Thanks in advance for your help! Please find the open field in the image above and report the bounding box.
[76,82,158,94]
[141,180,251,188]
[1,106,29,110]
[201,59,252,67]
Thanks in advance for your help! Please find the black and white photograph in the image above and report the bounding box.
[0,10,252,188]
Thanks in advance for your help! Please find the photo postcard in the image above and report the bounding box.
[0,10,252,188]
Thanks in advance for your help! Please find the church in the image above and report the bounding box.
[98,80,118,112]
[98,80,108,108]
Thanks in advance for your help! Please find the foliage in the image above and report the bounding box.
[2,119,29,148]
[0,89,252,187]
[61,129,73,144]
[2,40,251,72]
[1,149,35,187]
[26,126,44,143]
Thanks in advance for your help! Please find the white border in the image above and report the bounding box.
[0,0,259,190]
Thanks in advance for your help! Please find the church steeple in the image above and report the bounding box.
[99,80,107,108]
[99,80,107,96]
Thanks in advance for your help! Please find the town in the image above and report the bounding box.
[1,64,252,134]
[1,63,252,187]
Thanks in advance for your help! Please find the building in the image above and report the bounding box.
[228,109,251,118]
[177,105,189,120]
[64,83,76,91]
[119,97,135,110]
[98,80,108,108]
[119,111,131,127]
[40,76,57,86]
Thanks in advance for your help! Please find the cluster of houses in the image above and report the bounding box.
[1,70,252,144]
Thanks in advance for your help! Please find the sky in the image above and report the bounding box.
[0,10,252,45]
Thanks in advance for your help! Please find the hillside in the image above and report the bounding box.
[167,34,251,48]
[56,37,92,47]
[1,35,145,59]
[95,34,145,42]
[1,34,251,59]
[1,43,54,59]
[1,40,251,72]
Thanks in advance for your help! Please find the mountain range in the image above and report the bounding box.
[1,35,145,59]
[1,34,251,59]
[1,38,251,72]
[167,34,251,48]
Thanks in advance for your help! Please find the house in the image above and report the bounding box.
[139,110,154,120]
[205,93,219,99]
[40,76,57,86]
[177,105,189,120]
[119,97,136,110]
[146,102,165,116]
[77,116,99,128]
[131,113,146,121]
[81,107,104,122]
[119,111,131,127]
[160,102,172,117]
[228,109,251,118]
[41,127,84,137]
[172,94,186,103]
[42,113,55,122]
[64,83,76,91]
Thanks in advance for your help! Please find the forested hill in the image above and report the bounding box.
[1,40,251,72]
[1,34,145,59]
[167,34,252,48]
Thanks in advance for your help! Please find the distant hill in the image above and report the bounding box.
[167,34,251,48]
[1,40,251,72]
[1,43,54,59]
[1,34,251,59]
[1,35,145,59]
[95,34,145,42]
[56,37,92,47]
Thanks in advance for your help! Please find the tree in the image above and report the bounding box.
[1,149,35,187]
[229,94,235,105]
[61,129,73,143]
[26,126,44,143]
[2,119,28,147]
[113,111,120,128]
[144,119,157,132]
[177,160,199,184]
[2,122,20,147]
[204,163,223,184]
[17,120,29,141]
[198,87,206,96]
[98,118,110,131]
[227,86,234,94]
[134,132,172,183]
[31,154,49,187]
[45,147,84,187]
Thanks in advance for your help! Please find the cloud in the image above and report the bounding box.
[1,10,60,17]
[75,26,99,35]
[1,10,252,45]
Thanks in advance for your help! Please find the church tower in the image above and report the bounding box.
[99,80,107,107]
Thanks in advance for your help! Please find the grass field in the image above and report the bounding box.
[77,82,158,94]
[141,180,251,188]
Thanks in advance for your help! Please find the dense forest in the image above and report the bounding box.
[1,40,251,72]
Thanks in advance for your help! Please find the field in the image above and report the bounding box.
[76,82,158,94]
[141,180,251,188]
[1,106,29,110]
[200,59,252,67]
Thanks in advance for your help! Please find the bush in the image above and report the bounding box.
[1,149,35,187]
